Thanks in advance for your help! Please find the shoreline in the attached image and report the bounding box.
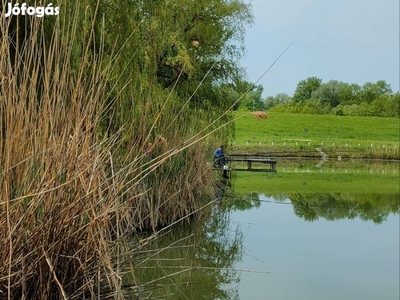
[229,146,400,161]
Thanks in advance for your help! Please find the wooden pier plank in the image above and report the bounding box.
[225,155,277,172]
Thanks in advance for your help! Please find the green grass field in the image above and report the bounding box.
[231,112,399,159]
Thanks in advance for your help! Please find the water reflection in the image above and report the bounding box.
[279,158,400,176]
[229,194,399,300]
[127,160,399,299]
[126,203,243,299]
[223,192,261,211]
[224,192,399,224]
[286,193,399,223]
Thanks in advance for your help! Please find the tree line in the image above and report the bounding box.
[231,77,399,118]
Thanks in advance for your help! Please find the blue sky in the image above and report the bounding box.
[240,0,399,97]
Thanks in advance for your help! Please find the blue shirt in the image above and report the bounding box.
[213,147,224,157]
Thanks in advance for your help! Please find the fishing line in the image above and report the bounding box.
[251,38,297,87]
[221,193,365,209]
[183,39,297,145]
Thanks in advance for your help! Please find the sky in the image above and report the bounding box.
[240,0,399,97]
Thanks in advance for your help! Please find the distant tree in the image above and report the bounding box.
[337,83,361,105]
[370,93,400,117]
[265,78,396,117]
[311,80,365,108]
[311,80,347,107]
[239,84,264,111]
[390,92,400,117]
[233,79,255,95]
[275,92,291,103]
[223,78,265,111]
[264,93,291,110]
[292,76,322,103]
[357,80,392,104]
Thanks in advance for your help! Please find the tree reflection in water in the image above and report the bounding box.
[223,191,399,224]
[287,193,400,223]
[125,184,398,298]
[125,201,243,299]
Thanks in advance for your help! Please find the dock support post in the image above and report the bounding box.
[247,161,252,170]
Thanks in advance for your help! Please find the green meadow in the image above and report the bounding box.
[231,112,399,159]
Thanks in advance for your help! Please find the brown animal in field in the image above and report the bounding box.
[251,111,267,119]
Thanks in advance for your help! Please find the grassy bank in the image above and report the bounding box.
[231,111,400,159]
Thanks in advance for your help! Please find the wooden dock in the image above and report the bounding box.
[226,155,277,172]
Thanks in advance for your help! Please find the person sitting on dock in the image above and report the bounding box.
[213,145,225,167]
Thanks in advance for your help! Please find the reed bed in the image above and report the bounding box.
[0,2,221,298]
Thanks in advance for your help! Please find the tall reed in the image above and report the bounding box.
[0,1,221,298]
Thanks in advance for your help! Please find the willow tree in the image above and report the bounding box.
[82,0,254,142]
[145,0,253,145]
[1,0,254,150]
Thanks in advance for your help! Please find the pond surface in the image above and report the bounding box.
[130,160,399,300]
[230,194,399,300]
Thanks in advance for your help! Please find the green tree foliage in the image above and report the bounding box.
[126,0,253,103]
[238,84,264,111]
[222,192,261,211]
[55,0,253,141]
[288,193,399,224]
[337,83,361,105]
[292,76,322,103]
[312,80,350,107]
[220,83,241,110]
[357,80,393,104]
[219,79,265,111]
[267,77,397,118]
[264,93,291,110]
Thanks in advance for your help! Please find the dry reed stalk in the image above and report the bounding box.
[0,1,220,299]
[0,2,126,298]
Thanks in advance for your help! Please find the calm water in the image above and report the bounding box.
[230,194,399,300]
[130,160,399,300]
